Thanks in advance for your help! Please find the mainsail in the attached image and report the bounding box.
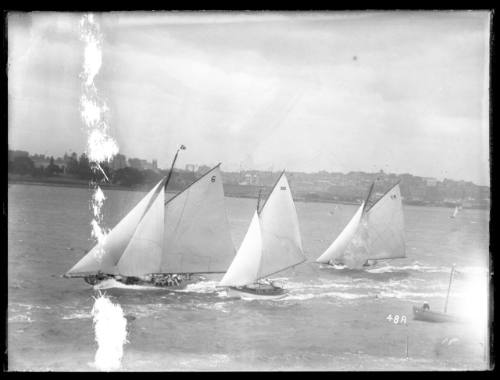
[220,172,305,287]
[316,182,405,266]
[160,165,236,274]
[257,174,305,279]
[364,183,405,260]
[66,164,235,278]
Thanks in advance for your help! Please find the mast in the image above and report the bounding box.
[256,188,263,213]
[365,179,402,213]
[362,181,376,214]
[443,264,456,313]
[164,144,186,192]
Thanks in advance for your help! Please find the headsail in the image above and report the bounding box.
[257,173,305,279]
[219,211,262,286]
[364,183,405,260]
[160,165,236,274]
[220,172,305,287]
[65,179,165,277]
[116,188,165,276]
[316,202,365,264]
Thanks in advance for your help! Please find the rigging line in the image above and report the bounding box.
[134,177,167,227]
[256,258,307,282]
[365,180,401,214]
[164,163,221,206]
[94,162,110,182]
[258,169,286,214]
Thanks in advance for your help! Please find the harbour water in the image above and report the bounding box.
[7,183,490,371]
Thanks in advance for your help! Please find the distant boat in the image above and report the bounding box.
[219,171,306,299]
[316,181,406,269]
[450,206,459,218]
[413,265,462,323]
[412,306,461,323]
[64,163,236,288]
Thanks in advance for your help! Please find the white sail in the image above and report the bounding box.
[160,165,236,273]
[316,202,365,264]
[219,211,262,286]
[66,179,165,276]
[365,184,405,260]
[257,173,305,279]
[341,217,371,268]
[116,189,165,276]
[452,207,458,218]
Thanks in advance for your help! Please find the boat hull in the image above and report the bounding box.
[321,259,377,270]
[226,285,287,300]
[85,274,204,289]
[412,306,461,323]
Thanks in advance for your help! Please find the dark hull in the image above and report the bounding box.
[231,285,285,296]
[412,306,461,323]
[227,284,287,299]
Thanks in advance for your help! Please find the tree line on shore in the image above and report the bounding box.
[7,153,180,187]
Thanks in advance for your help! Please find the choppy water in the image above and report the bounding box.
[7,183,491,371]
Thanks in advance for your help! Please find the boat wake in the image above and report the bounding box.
[9,314,34,323]
[262,277,469,303]
[281,291,374,302]
[365,262,488,275]
[173,280,221,294]
[93,278,164,290]
[62,312,92,320]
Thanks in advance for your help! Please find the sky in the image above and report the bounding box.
[8,11,491,185]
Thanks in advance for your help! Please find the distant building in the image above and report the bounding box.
[32,159,51,168]
[197,165,211,174]
[128,158,145,170]
[152,159,158,170]
[111,154,128,170]
[185,164,196,172]
[8,150,29,160]
[239,173,260,186]
[142,160,154,170]
[423,177,438,187]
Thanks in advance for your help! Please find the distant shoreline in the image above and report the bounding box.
[7,177,159,193]
[8,177,488,210]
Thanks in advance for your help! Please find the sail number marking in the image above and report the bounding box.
[386,314,407,325]
[211,176,216,183]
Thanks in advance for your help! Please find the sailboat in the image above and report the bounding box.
[450,206,459,219]
[413,265,462,323]
[64,163,236,288]
[316,181,406,269]
[219,171,306,299]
